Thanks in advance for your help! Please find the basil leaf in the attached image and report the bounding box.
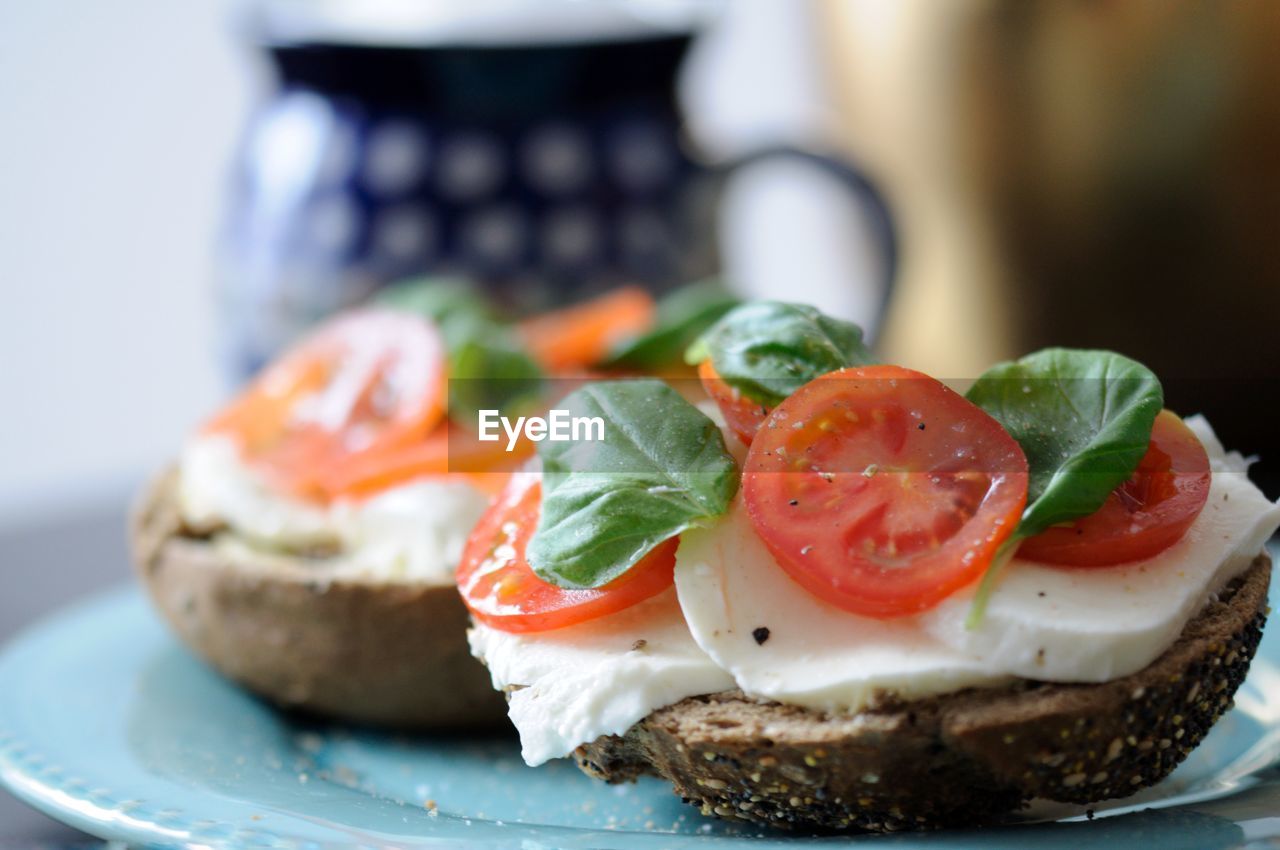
[966,348,1163,538]
[448,330,545,426]
[527,379,739,589]
[604,279,739,369]
[685,301,875,407]
[376,277,496,349]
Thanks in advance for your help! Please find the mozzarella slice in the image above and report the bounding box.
[922,416,1280,681]
[178,435,490,582]
[469,588,734,765]
[675,500,1012,713]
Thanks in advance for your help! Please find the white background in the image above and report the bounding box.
[0,0,249,522]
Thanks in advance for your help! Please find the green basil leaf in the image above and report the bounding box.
[604,279,739,369]
[528,379,739,589]
[685,301,875,407]
[376,277,496,349]
[448,330,545,426]
[966,348,1163,538]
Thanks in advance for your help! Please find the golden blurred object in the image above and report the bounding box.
[819,0,1280,484]
[818,0,1017,377]
[820,0,1280,369]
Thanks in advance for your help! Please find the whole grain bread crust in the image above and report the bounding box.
[130,470,506,729]
[575,554,1271,831]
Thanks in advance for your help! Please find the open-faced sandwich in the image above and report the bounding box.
[461,300,1280,830]
[130,279,717,728]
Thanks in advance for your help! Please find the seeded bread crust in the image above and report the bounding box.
[130,470,507,729]
[575,554,1271,832]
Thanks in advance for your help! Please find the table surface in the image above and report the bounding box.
[0,494,133,843]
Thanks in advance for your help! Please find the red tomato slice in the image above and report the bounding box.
[698,360,770,445]
[1017,410,1211,567]
[205,309,447,501]
[312,421,528,501]
[743,365,1029,618]
[457,474,676,632]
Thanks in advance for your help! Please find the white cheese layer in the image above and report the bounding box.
[468,588,734,765]
[178,435,490,582]
[674,500,1014,713]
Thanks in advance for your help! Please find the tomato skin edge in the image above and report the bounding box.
[697,360,769,446]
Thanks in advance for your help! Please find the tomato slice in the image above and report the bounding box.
[312,421,528,500]
[457,474,676,632]
[698,360,770,445]
[742,365,1029,618]
[1017,410,1211,567]
[519,287,656,372]
[205,309,447,500]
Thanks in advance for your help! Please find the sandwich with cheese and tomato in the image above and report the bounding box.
[130,279,721,728]
[461,300,1280,829]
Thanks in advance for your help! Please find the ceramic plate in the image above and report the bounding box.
[3,587,1280,849]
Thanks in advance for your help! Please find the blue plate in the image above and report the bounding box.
[3,586,1280,849]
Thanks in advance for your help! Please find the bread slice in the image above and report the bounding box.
[130,470,506,729]
[575,554,1271,831]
